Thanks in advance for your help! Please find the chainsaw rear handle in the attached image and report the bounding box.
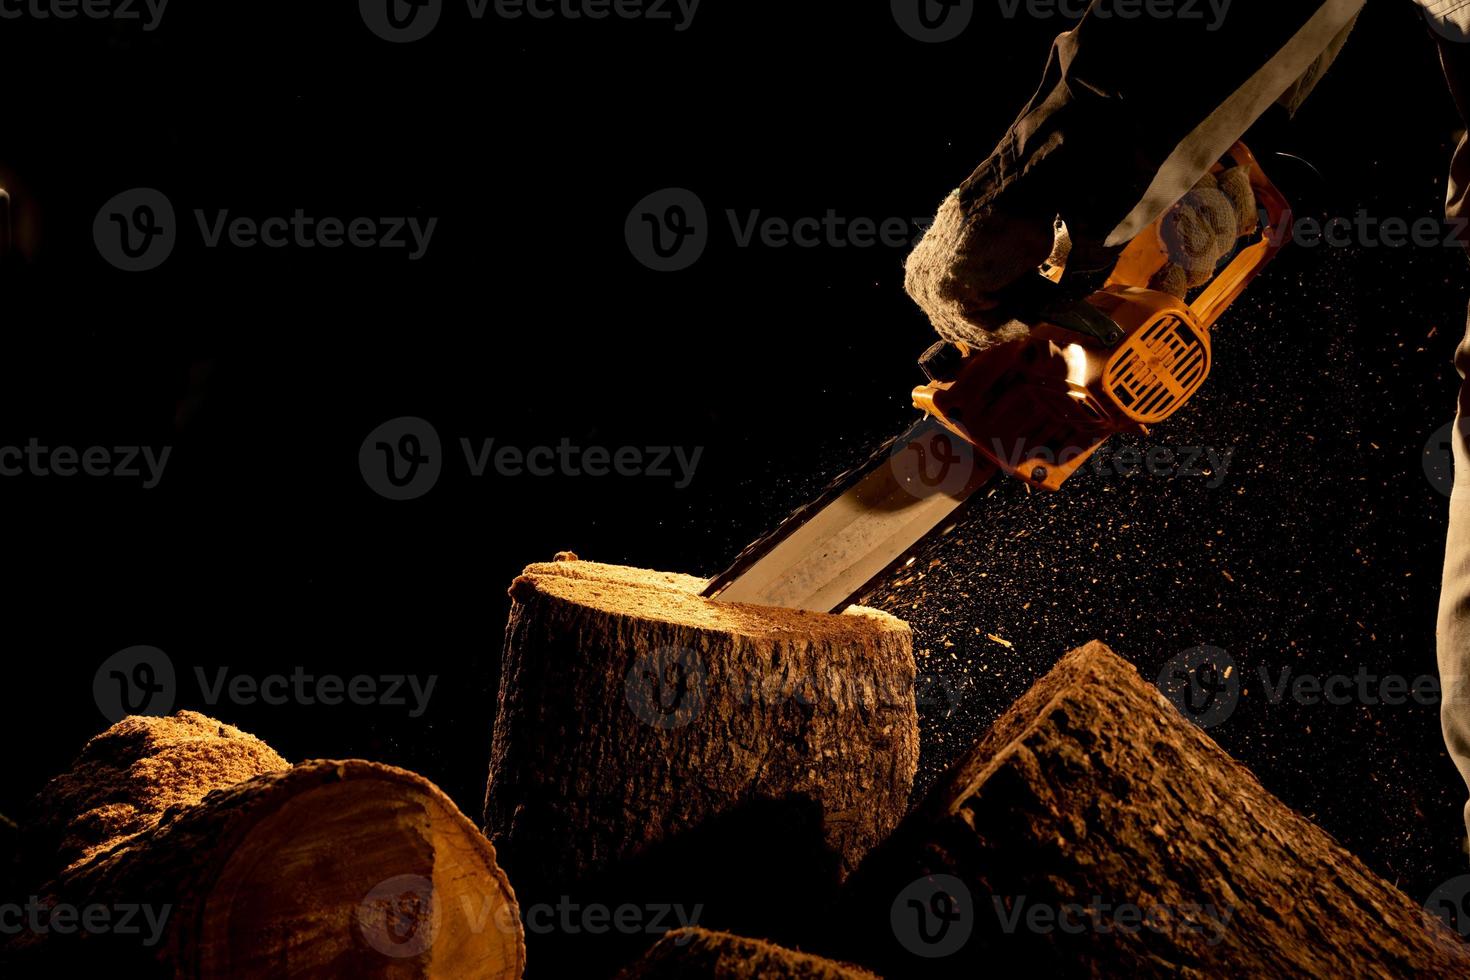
[981,141,1290,340]
[913,141,1289,493]
[1103,140,1291,332]
[1188,142,1291,331]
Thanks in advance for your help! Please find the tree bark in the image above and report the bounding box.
[9,713,524,979]
[484,557,917,970]
[616,928,878,980]
[842,640,1470,977]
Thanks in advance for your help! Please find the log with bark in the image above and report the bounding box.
[6,711,525,979]
[840,640,1470,977]
[616,927,878,979]
[484,556,918,970]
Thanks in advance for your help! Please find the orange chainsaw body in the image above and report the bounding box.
[912,142,1290,492]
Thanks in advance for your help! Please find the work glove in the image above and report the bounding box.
[902,157,1068,352]
[1148,166,1259,298]
[904,164,1261,349]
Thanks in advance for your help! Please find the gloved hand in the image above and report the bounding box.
[1148,166,1259,298]
[902,157,1080,352]
[904,163,1260,347]
[903,208,1048,349]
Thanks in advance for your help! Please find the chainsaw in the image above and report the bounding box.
[703,142,1290,613]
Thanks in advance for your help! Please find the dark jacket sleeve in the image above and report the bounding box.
[967,0,1363,249]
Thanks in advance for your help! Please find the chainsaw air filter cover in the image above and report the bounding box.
[1102,311,1212,425]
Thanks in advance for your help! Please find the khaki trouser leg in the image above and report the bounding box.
[1440,322,1470,838]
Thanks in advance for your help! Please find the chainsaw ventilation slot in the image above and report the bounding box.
[1104,316,1209,423]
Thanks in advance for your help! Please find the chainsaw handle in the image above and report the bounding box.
[985,261,1127,346]
[956,142,1287,353]
[1188,142,1291,331]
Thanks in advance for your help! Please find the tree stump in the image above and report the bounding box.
[842,641,1470,976]
[617,928,878,979]
[8,712,524,979]
[484,557,917,971]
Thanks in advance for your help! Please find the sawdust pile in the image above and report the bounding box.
[30,710,288,873]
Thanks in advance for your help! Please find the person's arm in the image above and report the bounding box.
[906,0,1362,349]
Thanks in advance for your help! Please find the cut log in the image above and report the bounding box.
[617,928,878,979]
[841,641,1470,976]
[485,557,917,971]
[8,712,524,979]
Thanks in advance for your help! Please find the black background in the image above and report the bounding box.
[2,0,1469,917]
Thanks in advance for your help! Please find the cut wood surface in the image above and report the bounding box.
[9,712,524,979]
[617,928,879,980]
[843,640,1470,977]
[521,552,708,594]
